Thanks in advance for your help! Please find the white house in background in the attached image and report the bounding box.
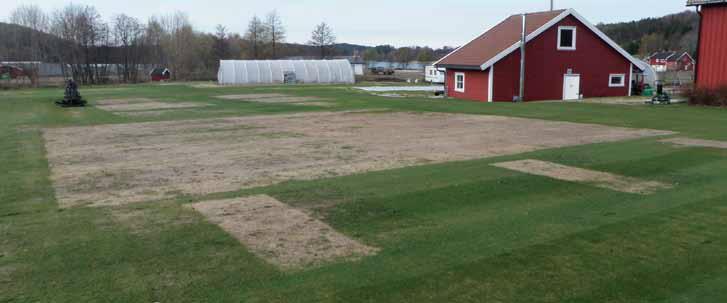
[425,65,445,83]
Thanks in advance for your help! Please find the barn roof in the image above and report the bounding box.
[650,51,677,60]
[150,68,169,76]
[434,9,643,71]
[650,51,695,62]
[435,10,565,69]
[687,0,727,6]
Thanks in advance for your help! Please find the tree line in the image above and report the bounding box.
[2,4,341,84]
[597,10,699,58]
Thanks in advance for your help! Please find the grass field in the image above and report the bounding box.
[2,83,727,302]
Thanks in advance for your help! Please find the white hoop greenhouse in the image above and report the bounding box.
[217,60,355,85]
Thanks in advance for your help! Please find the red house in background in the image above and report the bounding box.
[647,51,695,72]
[688,0,727,89]
[434,9,642,102]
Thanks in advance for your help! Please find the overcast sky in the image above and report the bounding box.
[2,0,691,48]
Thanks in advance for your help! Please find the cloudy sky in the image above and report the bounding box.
[2,0,691,48]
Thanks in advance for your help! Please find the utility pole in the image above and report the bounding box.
[550,0,554,11]
[518,14,526,102]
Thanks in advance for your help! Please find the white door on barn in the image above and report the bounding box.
[563,74,581,100]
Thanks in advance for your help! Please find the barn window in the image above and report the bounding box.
[558,26,577,51]
[609,74,625,87]
[455,72,465,92]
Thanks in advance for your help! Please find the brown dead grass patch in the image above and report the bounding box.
[661,137,727,149]
[254,96,326,103]
[216,93,290,100]
[95,98,154,105]
[189,83,223,88]
[492,159,672,194]
[82,88,133,93]
[187,195,378,270]
[290,101,335,107]
[113,110,167,118]
[216,94,326,104]
[43,111,673,207]
[95,98,208,112]
[0,265,16,283]
[108,203,198,234]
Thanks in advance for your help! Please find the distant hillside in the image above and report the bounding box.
[597,11,699,58]
[274,42,371,59]
[0,22,65,62]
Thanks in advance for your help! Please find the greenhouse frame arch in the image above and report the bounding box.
[217,60,355,85]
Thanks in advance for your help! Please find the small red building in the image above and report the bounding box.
[688,0,727,89]
[150,68,171,82]
[434,9,642,102]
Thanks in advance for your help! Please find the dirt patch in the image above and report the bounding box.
[43,111,673,208]
[67,109,83,118]
[579,97,650,106]
[113,110,167,118]
[95,98,154,105]
[187,195,378,270]
[108,203,198,234]
[189,83,223,88]
[82,88,133,93]
[661,137,727,149]
[216,94,289,100]
[216,94,326,104]
[0,263,17,284]
[96,98,208,112]
[492,159,672,194]
[252,96,326,103]
[291,102,335,107]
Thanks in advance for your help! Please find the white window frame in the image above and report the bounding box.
[454,72,465,93]
[557,26,577,51]
[609,74,626,87]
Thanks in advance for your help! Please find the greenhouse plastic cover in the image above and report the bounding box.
[218,60,355,85]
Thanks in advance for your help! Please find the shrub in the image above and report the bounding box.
[684,86,727,107]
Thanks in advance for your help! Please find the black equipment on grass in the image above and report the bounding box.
[56,80,87,107]
[647,81,671,105]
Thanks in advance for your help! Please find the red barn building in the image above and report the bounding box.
[434,9,642,102]
[688,0,727,89]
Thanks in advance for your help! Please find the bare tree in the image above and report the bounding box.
[145,17,166,70]
[213,25,230,59]
[158,12,197,80]
[113,14,144,82]
[244,15,266,59]
[395,47,413,69]
[211,25,230,73]
[309,22,336,59]
[50,4,109,84]
[10,5,49,86]
[264,10,286,59]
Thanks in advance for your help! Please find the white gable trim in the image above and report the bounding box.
[563,10,644,69]
[488,66,494,102]
[678,52,696,63]
[479,9,643,71]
